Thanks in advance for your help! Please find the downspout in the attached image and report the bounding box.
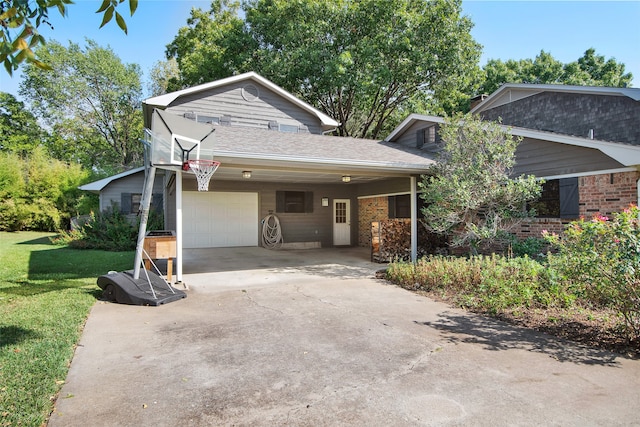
[410,176,418,262]
[176,170,183,284]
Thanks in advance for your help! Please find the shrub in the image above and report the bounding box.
[386,255,568,315]
[53,206,164,251]
[544,207,640,340]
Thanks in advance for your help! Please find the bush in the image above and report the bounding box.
[544,207,640,340]
[0,148,90,231]
[386,254,569,315]
[53,206,164,251]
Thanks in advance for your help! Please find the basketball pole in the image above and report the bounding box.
[133,165,157,280]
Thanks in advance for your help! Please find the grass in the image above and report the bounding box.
[0,232,133,427]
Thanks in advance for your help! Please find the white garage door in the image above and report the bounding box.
[183,192,259,248]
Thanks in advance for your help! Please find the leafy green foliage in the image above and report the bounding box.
[386,255,570,315]
[479,48,633,96]
[0,0,136,75]
[0,92,48,155]
[420,114,542,253]
[0,148,91,231]
[544,207,640,340]
[20,39,144,172]
[167,0,482,138]
[0,231,133,426]
[53,206,164,251]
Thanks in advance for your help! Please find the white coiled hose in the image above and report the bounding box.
[261,214,283,249]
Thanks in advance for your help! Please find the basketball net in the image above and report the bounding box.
[185,159,220,191]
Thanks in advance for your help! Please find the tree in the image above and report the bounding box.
[479,49,633,96]
[420,114,542,253]
[0,0,137,75]
[147,58,181,97]
[20,39,144,172]
[0,92,47,155]
[167,0,481,138]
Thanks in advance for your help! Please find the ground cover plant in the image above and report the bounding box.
[0,232,133,426]
[386,210,640,357]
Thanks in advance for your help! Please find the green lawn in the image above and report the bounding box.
[0,232,133,426]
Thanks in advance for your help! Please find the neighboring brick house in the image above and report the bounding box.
[383,84,640,243]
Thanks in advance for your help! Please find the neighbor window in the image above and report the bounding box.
[276,191,313,213]
[279,124,299,133]
[131,194,142,214]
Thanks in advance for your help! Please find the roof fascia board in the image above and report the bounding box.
[79,167,145,192]
[536,167,637,181]
[143,71,339,129]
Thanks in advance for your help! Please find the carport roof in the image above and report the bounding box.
[152,109,436,176]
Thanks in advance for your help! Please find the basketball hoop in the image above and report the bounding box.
[185,159,220,191]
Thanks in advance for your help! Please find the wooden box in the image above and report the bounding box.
[143,230,176,259]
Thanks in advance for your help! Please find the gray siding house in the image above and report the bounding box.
[137,71,434,276]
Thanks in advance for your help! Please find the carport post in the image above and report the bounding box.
[411,175,418,263]
[176,170,183,283]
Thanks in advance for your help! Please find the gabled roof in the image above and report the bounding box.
[471,83,640,114]
[143,72,339,130]
[386,113,640,167]
[79,167,145,193]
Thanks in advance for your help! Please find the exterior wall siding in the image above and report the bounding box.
[165,81,324,134]
[100,170,165,212]
[480,92,640,145]
[166,174,366,247]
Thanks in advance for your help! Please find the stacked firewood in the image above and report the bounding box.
[371,219,448,263]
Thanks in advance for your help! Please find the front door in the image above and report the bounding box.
[333,199,351,246]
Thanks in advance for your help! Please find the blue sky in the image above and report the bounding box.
[1,0,638,100]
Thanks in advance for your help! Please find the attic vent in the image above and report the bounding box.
[242,84,260,102]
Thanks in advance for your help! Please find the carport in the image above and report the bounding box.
[145,109,436,283]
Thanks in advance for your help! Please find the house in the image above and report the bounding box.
[140,72,436,279]
[386,83,640,238]
[79,167,165,218]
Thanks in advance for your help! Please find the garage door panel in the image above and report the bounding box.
[183,192,258,248]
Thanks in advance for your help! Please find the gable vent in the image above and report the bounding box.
[242,84,260,102]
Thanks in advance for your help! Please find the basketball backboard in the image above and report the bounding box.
[147,109,216,168]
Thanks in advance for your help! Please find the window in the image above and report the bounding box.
[388,194,425,219]
[416,126,437,149]
[529,178,579,218]
[196,115,219,125]
[276,191,313,213]
[121,193,163,214]
[279,124,299,133]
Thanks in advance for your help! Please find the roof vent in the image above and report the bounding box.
[588,129,594,139]
[242,84,259,102]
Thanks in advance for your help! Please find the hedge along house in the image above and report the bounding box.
[141,72,436,281]
[386,83,640,240]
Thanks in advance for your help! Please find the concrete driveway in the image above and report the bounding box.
[49,247,640,426]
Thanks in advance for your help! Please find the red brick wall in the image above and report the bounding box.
[514,171,639,239]
[358,197,388,247]
[579,171,638,216]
